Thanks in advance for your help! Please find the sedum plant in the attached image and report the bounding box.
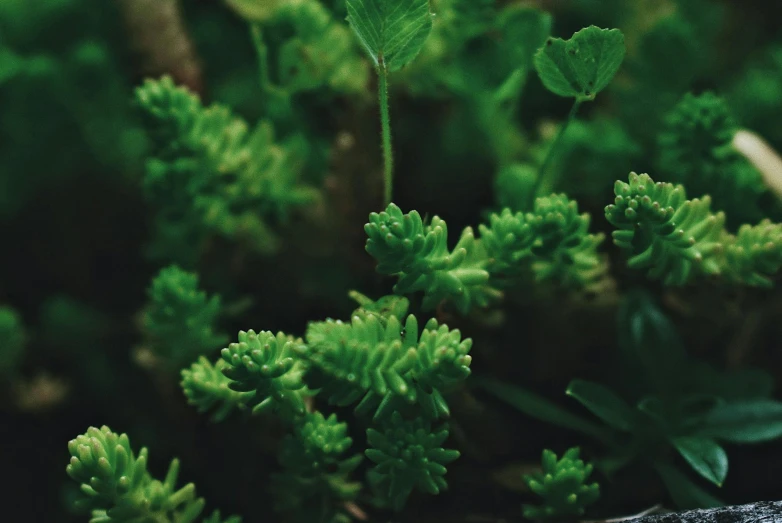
[66,426,240,523]
[365,195,608,313]
[36,1,782,522]
[175,293,469,519]
[523,447,600,520]
[606,172,782,286]
[141,265,228,372]
[135,76,318,265]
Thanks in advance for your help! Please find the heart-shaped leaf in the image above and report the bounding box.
[534,26,625,101]
[346,0,433,72]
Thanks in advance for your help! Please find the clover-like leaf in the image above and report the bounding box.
[346,0,433,72]
[534,26,625,101]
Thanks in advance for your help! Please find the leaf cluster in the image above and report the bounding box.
[141,265,228,372]
[179,293,469,516]
[481,292,782,509]
[606,172,782,287]
[66,426,240,523]
[522,447,600,520]
[365,198,607,313]
[271,412,363,523]
[135,76,318,265]
[657,92,770,226]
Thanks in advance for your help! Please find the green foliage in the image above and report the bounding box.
[142,265,228,372]
[135,76,318,265]
[366,199,607,312]
[0,0,146,218]
[219,330,308,417]
[181,357,251,422]
[657,92,769,225]
[522,447,600,520]
[723,220,782,287]
[481,195,607,291]
[239,0,369,98]
[480,292,782,507]
[548,118,642,201]
[271,412,363,522]
[534,26,625,102]
[66,426,239,523]
[366,411,460,511]
[365,204,499,312]
[606,172,725,284]
[0,306,25,379]
[607,172,782,286]
[346,0,433,72]
[302,302,472,420]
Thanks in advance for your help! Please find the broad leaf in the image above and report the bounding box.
[671,436,728,486]
[566,379,636,432]
[534,25,625,101]
[345,0,433,72]
[476,378,611,443]
[698,399,782,443]
[655,463,723,510]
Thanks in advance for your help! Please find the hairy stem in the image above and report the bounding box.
[530,99,582,207]
[378,66,394,206]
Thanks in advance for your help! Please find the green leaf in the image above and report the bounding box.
[617,291,689,398]
[499,7,552,72]
[697,399,782,443]
[654,463,724,510]
[475,378,611,443]
[345,0,433,72]
[534,25,625,101]
[566,379,636,432]
[670,436,728,486]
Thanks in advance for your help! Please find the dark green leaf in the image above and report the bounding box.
[655,463,724,510]
[566,380,636,432]
[534,25,625,101]
[617,290,688,399]
[475,378,611,443]
[698,399,782,443]
[671,436,728,486]
[345,0,433,72]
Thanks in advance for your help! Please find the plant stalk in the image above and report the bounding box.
[530,99,582,208]
[378,65,394,206]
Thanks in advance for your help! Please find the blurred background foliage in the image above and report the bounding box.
[2,0,782,521]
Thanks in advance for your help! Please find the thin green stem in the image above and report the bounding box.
[530,99,582,208]
[250,24,271,93]
[378,66,394,206]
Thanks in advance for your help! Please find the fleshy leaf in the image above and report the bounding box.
[534,26,625,101]
[346,0,433,72]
